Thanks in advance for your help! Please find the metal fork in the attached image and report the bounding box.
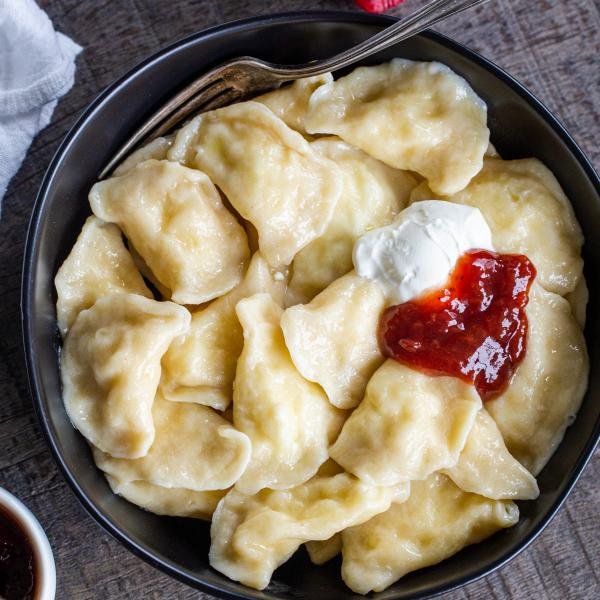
[100,0,491,179]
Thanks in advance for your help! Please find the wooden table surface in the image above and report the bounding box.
[1,0,598,598]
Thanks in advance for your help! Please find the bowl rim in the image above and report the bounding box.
[21,9,600,600]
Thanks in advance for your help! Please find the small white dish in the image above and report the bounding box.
[0,487,56,600]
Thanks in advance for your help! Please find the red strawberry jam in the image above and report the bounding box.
[379,250,536,401]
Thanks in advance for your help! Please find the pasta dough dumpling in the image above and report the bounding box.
[106,476,226,520]
[233,293,345,494]
[93,393,251,491]
[305,534,342,565]
[305,59,489,195]
[487,283,588,475]
[89,159,250,304]
[55,216,151,336]
[281,273,386,409]
[287,138,417,303]
[113,136,172,175]
[409,157,584,296]
[160,252,286,410]
[60,294,190,458]
[167,101,342,267]
[330,360,481,485]
[255,74,333,135]
[341,474,519,594]
[209,472,394,590]
[442,409,539,500]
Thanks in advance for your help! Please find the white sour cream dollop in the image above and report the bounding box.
[353,200,494,304]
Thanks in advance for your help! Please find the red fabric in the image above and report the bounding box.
[354,0,405,12]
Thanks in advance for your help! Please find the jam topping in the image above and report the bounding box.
[379,250,536,401]
[0,507,35,600]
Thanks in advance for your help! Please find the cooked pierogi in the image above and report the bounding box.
[113,136,172,175]
[341,474,519,594]
[167,101,342,267]
[487,283,588,475]
[56,57,589,595]
[160,252,286,410]
[305,534,343,565]
[409,157,584,296]
[281,273,386,409]
[305,59,489,195]
[209,473,394,590]
[442,409,539,500]
[106,476,226,520]
[330,361,481,485]
[287,138,417,302]
[55,216,151,336]
[233,293,345,494]
[61,294,190,458]
[256,73,333,135]
[93,393,251,491]
[90,159,250,304]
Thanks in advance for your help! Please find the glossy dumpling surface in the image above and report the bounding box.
[442,409,539,500]
[89,159,250,304]
[305,59,489,195]
[233,293,344,494]
[209,473,394,590]
[160,253,286,410]
[341,474,519,594]
[168,102,342,267]
[330,360,481,485]
[106,476,226,520]
[60,294,190,458]
[288,138,416,303]
[410,157,584,296]
[487,283,588,475]
[55,216,151,336]
[93,393,251,491]
[281,273,386,409]
[113,136,172,175]
[255,74,333,134]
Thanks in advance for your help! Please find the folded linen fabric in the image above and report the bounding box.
[0,0,81,206]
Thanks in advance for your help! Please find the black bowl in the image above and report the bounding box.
[22,11,600,600]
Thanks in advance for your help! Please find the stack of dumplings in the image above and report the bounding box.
[56,59,588,594]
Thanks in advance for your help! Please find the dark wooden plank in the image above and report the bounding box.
[1,0,598,598]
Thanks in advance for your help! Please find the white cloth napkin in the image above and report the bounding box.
[0,0,81,205]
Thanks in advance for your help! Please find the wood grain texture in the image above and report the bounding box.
[1,0,598,598]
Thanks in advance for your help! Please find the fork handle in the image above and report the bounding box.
[269,0,491,79]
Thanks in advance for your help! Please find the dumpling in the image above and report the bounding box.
[409,158,584,296]
[566,276,588,329]
[281,273,386,409]
[106,476,226,520]
[486,283,588,475]
[209,472,394,590]
[305,534,342,565]
[167,101,342,267]
[341,474,519,594]
[89,159,250,304]
[287,138,417,303]
[233,293,345,494]
[93,393,251,491]
[305,59,489,195]
[304,480,411,566]
[61,294,190,458]
[442,409,539,500]
[255,74,333,135]
[55,216,151,336]
[113,136,172,175]
[330,361,481,485]
[160,253,287,410]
